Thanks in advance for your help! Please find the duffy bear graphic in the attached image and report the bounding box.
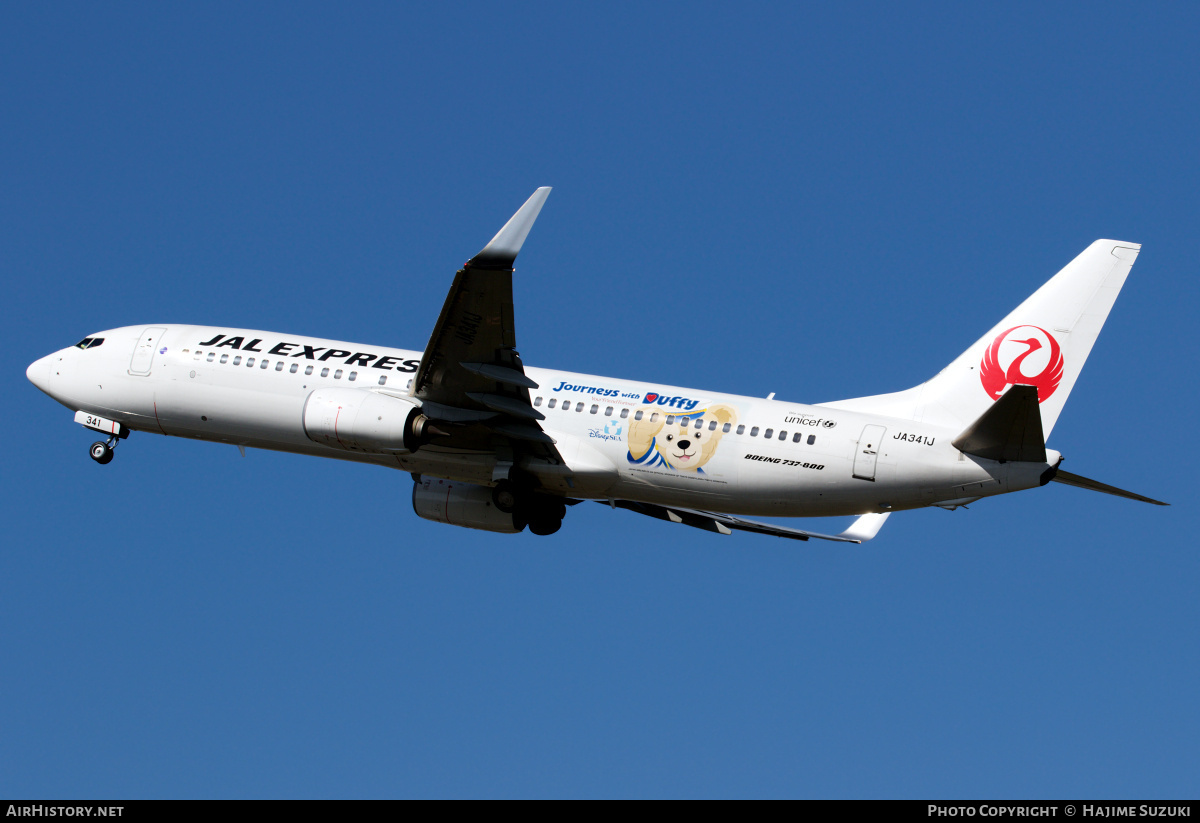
[626,404,739,473]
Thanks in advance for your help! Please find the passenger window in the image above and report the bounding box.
[320,367,329,377]
[764,428,773,439]
[778,430,787,441]
[650,413,659,422]
[605,406,613,416]
[233,356,242,366]
[736,425,745,435]
[723,423,731,433]
[620,408,629,419]
[793,432,803,443]
[666,415,675,425]
[194,351,203,359]
[590,404,598,414]
[807,434,816,445]
[709,420,718,431]
[534,397,542,407]
[275,361,284,371]
[305,365,313,375]
[634,410,643,421]
[378,375,387,385]
[207,353,215,362]
[260,360,269,369]
[750,427,759,437]
[406,380,413,389]
[576,403,584,413]
[334,369,343,379]
[547,398,557,408]
[290,363,298,373]
[348,371,357,381]
[220,354,229,364]
[246,358,255,367]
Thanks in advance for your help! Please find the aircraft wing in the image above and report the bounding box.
[408,188,561,460]
[604,499,891,544]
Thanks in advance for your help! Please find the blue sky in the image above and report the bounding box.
[3,3,1196,798]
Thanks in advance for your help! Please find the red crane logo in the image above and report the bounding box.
[979,325,1064,402]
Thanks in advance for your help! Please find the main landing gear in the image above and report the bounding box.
[89,436,118,465]
[527,497,566,536]
[492,479,566,536]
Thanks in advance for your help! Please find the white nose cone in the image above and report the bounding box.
[26,355,51,394]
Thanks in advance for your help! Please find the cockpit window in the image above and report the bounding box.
[75,337,104,349]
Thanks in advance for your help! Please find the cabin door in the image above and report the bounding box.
[128,327,167,376]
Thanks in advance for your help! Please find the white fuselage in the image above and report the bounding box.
[27,324,1056,518]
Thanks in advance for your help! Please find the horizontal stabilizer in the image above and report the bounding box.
[952,384,1046,463]
[1052,469,1168,506]
[604,500,892,543]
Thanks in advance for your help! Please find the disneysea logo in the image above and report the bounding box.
[589,424,622,442]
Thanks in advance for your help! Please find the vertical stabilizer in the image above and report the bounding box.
[824,240,1140,438]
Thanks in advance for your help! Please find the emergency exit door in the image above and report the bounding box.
[853,424,886,481]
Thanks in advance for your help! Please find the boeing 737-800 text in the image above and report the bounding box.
[26,188,1166,541]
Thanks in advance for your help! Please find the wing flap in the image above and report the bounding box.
[460,362,539,389]
[605,500,892,543]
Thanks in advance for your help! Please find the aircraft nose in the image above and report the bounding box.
[26,354,51,394]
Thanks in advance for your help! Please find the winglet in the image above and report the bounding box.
[837,512,891,543]
[469,187,552,270]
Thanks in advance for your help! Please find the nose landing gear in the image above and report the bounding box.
[89,436,118,465]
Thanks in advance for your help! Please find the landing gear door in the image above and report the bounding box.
[128,327,167,376]
[853,424,886,481]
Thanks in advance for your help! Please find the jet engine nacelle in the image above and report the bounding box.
[302,387,432,454]
[411,477,526,534]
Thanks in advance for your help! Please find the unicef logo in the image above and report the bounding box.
[604,420,623,436]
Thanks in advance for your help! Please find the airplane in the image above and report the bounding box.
[25,187,1167,542]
